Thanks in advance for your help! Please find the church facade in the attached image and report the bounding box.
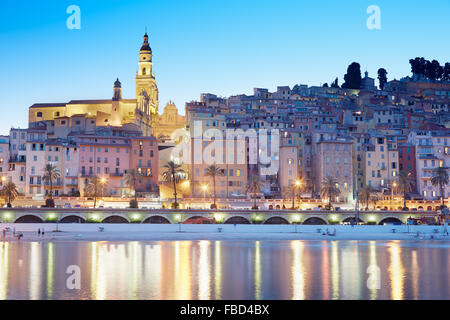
[28,33,159,137]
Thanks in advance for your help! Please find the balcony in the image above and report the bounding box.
[9,156,26,163]
[110,173,124,177]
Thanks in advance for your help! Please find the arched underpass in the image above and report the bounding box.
[303,217,327,225]
[143,216,171,224]
[224,216,251,224]
[183,216,212,224]
[342,217,365,224]
[379,217,403,225]
[60,215,86,223]
[14,215,44,223]
[102,216,129,224]
[264,217,289,224]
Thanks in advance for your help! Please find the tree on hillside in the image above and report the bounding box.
[342,62,362,89]
[443,63,450,82]
[322,83,329,87]
[331,78,339,88]
[377,68,388,90]
[409,57,448,81]
[410,57,427,78]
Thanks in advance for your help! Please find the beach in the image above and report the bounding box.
[1,223,449,242]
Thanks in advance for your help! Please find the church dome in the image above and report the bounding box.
[140,33,152,53]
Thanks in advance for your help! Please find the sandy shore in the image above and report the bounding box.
[2,232,450,242]
[1,223,449,242]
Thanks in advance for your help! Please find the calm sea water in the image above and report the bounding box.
[0,240,449,300]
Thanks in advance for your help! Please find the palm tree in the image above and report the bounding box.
[162,161,185,208]
[247,174,263,210]
[359,185,377,210]
[2,182,18,207]
[320,176,341,210]
[125,169,141,207]
[205,165,223,209]
[84,176,106,208]
[397,171,414,209]
[431,166,449,208]
[42,164,60,198]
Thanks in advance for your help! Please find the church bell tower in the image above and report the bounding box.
[135,32,159,118]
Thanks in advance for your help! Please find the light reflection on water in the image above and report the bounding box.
[0,240,449,300]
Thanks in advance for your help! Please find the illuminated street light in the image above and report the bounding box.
[391,180,398,210]
[202,184,208,199]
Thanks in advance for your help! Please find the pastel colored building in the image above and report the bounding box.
[408,131,450,200]
[312,132,353,203]
[398,144,417,192]
[363,135,399,190]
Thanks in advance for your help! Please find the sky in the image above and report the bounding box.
[0,0,449,135]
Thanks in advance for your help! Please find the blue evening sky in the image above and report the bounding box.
[0,0,449,134]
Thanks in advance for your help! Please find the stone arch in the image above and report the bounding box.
[224,216,251,224]
[275,205,281,209]
[14,215,44,223]
[303,217,327,225]
[342,217,365,224]
[427,206,433,211]
[418,206,423,210]
[184,216,212,224]
[263,216,289,225]
[102,215,129,224]
[379,217,403,225]
[268,205,274,210]
[143,216,171,224]
[60,215,86,223]
[434,206,441,211]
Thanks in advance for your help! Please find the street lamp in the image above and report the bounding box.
[202,184,209,208]
[202,184,208,198]
[292,179,302,210]
[100,177,107,204]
